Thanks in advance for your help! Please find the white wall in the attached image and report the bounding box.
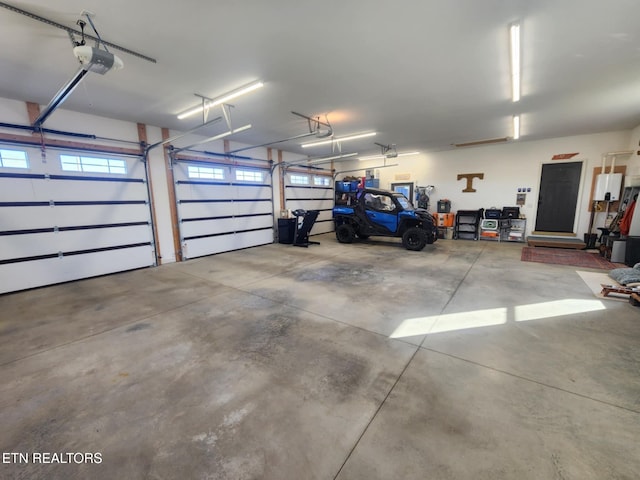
[626,124,640,176]
[342,131,632,238]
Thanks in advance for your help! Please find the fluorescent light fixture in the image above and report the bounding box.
[513,115,520,140]
[301,132,376,148]
[310,152,358,163]
[358,151,420,161]
[290,152,358,166]
[177,81,264,120]
[510,23,521,102]
[174,124,252,153]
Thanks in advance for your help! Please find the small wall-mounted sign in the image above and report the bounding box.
[395,173,411,181]
[551,152,579,160]
[457,173,484,192]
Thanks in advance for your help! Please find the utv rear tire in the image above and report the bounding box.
[402,227,427,251]
[336,224,356,243]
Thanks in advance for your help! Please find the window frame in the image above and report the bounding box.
[60,154,127,175]
[0,148,29,169]
[313,176,331,186]
[187,164,226,180]
[235,169,265,183]
[290,174,310,185]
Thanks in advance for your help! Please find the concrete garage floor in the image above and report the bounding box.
[1,234,639,479]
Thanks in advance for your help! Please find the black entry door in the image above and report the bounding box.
[535,162,582,232]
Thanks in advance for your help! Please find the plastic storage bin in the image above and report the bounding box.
[437,200,451,213]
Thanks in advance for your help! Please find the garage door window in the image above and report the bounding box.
[61,154,127,174]
[235,169,264,182]
[0,148,29,169]
[290,174,310,185]
[314,176,330,186]
[187,165,225,180]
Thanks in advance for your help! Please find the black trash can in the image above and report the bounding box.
[277,218,296,244]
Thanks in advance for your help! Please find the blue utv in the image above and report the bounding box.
[333,187,438,251]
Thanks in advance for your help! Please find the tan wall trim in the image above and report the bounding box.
[162,127,183,262]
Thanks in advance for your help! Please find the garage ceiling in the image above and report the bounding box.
[1,0,639,158]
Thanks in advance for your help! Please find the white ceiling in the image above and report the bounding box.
[1,0,639,158]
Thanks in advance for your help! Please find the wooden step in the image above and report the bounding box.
[527,237,586,249]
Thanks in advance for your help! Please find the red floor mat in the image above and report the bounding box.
[521,246,626,270]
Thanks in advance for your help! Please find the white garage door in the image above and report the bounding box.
[173,160,274,259]
[285,172,334,235]
[0,144,155,294]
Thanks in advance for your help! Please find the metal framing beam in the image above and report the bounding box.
[0,2,156,63]
[33,68,89,128]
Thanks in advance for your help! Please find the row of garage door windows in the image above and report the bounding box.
[1,148,334,186]
[0,148,269,182]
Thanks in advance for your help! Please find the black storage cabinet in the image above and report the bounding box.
[625,236,640,266]
[454,209,484,240]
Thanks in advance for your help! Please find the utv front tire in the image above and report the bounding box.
[402,227,427,251]
[336,224,356,243]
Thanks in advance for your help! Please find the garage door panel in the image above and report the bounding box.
[234,229,273,250]
[0,176,40,201]
[52,204,150,225]
[1,206,54,230]
[174,162,274,258]
[39,178,148,202]
[284,183,334,236]
[0,145,154,294]
[234,201,272,216]
[235,215,272,231]
[181,218,237,237]
[177,184,235,201]
[55,225,151,252]
[0,225,150,261]
[0,232,59,261]
[235,185,271,199]
[178,201,234,220]
[0,246,154,294]
[183,234,237,259]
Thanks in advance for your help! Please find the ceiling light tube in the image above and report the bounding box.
[177,81,264,120]
[174,124,252,153]
[510,23,521,102]
[359,151,421,161]
[301,132,376,148]
[513,115,520,140]
[310,152,359,164]
[288,152,358,166]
